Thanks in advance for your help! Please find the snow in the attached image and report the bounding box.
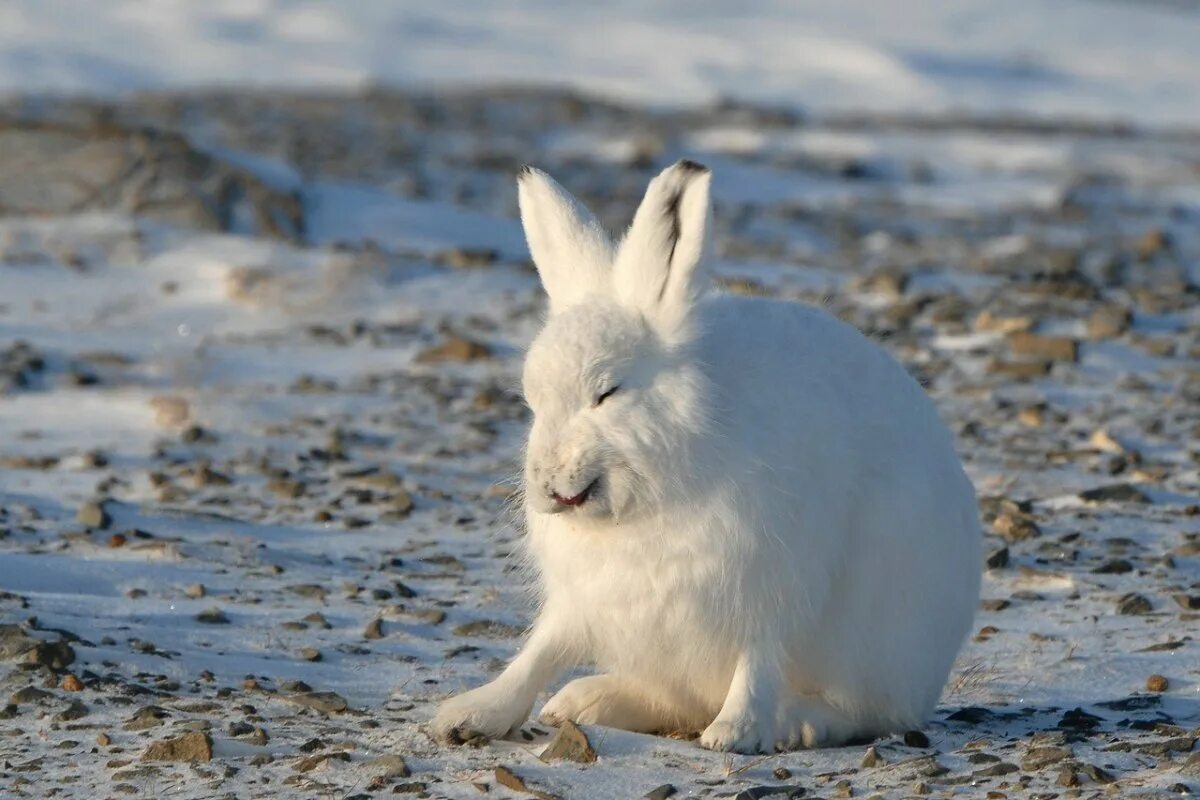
[2,1,1200,125]
[1,5,1200,798]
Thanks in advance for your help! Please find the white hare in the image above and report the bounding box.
[432,160,981,753]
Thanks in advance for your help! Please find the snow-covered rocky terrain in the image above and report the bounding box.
[1,12,1199,799]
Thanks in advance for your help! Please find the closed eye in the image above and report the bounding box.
[594,385,620,407]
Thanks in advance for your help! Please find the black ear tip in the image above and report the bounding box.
[677,159,710,174]
[517,164,536,180]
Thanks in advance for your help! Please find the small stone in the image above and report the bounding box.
[184,583,206,599]
[644,786,677,800]
[986,358,1051,379]
[56,699,88,721]
[61,674,83,692]
[494,766,555,800]
[107,532,127,547]
[150,395,191,428]
[25,640,75,670]
[1173,594,1200,610]
[992,513,1040,541]
[196,608,229,625]
[10,686,54,705]
[1087,306,1132,340]
[1116,593,1153,615]
[97,732,111,746]
[1146,674,1168,692]
[294,751,350,772]
[77,501,111,529]
[904,730,930,748]
[541,720,597,763]
[416,335,493,363]
[452,620,524,638]
[1008,332,1078,362]
[365,753,410,778]
[1079,483,1150,504]
[285,691,348,714]
[985,547,1009,569]
[861,745,883,767]
[298,647,322,662]
[364,618,384,640]
[772,767,792,780]
[1022,746,1072,770]
[141,731,212,763]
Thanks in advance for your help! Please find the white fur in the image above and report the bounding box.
[433,161,981,753]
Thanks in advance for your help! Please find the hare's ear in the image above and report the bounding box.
[613,160,712,334]
[517,166,613,314]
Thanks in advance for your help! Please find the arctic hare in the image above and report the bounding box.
[433,160,981,753]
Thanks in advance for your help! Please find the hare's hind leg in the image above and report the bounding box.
[539,675,685,733]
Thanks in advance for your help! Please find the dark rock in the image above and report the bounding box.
[644,786,677,800]
[904,730,930,748]
[1080,484,1151,504]
[1116,593,1153,615]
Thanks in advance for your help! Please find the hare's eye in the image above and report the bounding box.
[594,385,620,407]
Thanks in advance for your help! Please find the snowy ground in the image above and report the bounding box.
[4,1,1200,125]
[1,85,1199,798]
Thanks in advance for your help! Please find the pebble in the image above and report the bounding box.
[141,731,212,763]
[541,720,597,763]
[77,501,111,529]
[285,691,348,714]
[1146,674,1168,693]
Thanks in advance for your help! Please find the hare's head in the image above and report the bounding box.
[518,161,714,524]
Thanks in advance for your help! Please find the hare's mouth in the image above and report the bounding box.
[552,477,598,508]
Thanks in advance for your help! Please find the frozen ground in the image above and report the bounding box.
[4,1,1200,125]
[0,89,1199,798]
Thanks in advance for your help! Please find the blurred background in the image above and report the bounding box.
[2,4,1199,799]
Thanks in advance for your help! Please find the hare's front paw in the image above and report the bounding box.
[700,709,777,754]
[432,683,530,743]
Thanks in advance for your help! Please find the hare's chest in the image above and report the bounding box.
[537,527,738,700]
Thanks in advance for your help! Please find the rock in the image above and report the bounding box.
[364,618,384,640]
[862,745,883,767]
[985,547,1009,569]
[61,674,83,692]
[904,730,930,748]
[992,513,1040,541]
[1092,558,1133,574]
[542,720,597,763]
[184,583,206,599]
[1116,593,1153,615]
[1172,594,1200,610]
[1146,674,1169,692]
[437,247,499,269]
[97,732,111,746]
[0,625,38,660]
[55,699,88,721]
[1079,483,1150,504]
[1008,332,1078,362]
[974,310,1034,334]
[0,119,302,239]
[141,731,212,763]
[150,395,191,428]
[986,358,1051,379]
[25,640,75,670]
[285,691,348,714]
[1087,306,1132,340]
[365,753,411,778]
[10,686,54,705]
[298,647,322,662]
[416,336,493,364]
[294,751,351,772]
[1021,746,1072,770]
[772,767,792,780]
[1058,707,1103,730]
[77,501,111,529]
[452,620,524,638]
[195,607,229,624]
[123,706,169,730]
[644,786,677,800]
[495,766,557,800]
